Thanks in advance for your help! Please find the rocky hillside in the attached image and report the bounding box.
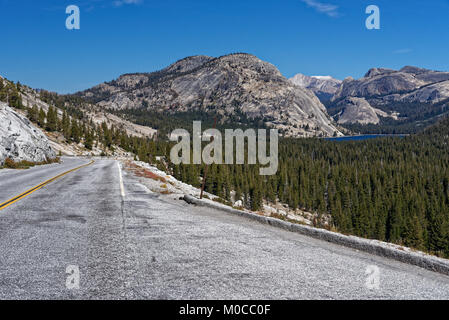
[0,102,55,165]
[332,97,398,125]
[328,66,449,129]
[19,85,156,140]
[289,73,341,102]
[77,53,341,137]
[333,66,449,103]
[0,75,159,160]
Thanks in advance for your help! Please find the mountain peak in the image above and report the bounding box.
[163,55,214,74]
[399,66,430,74]
[364,68,395,78]
[76,54,341,137]
[290,73,342,102]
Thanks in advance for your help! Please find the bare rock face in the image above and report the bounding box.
[332,66,449,104]
[77,54,341,137]
[334,97,399,125]
[289,73,342,102]
[326,66,449,127]
[363,68,395,78]
[336,97,380,125]
[333,70,422,100]
[0,102,55,165]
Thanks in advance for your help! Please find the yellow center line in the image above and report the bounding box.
[0,160,95,211]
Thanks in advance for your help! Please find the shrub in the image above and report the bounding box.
[4,158,17,169]
[1,157,60,169]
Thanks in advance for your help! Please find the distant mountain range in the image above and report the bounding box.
[289,73,341,102]
[290,66,449,133]
[75,53,342,138]
[4,53,449,138]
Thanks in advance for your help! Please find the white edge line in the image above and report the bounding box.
[117,161,125,198]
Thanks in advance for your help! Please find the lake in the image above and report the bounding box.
[325,134,408,141]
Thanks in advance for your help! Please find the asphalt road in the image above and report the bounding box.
[0,158,449,299]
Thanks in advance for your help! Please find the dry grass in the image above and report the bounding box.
[137,169,167,183]
[125,161,167,183]
[1,157,61,169]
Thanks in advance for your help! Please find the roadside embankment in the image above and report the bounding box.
[183,194,449,276]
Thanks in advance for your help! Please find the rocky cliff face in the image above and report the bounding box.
[77,54,341,137]
[334,97,399,125]
[332,66,449,104]
[289,73,342,102]
[328,66,449,127]
[0,102,55,165]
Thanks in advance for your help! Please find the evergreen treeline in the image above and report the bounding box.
[113,107,268,138]
[166,119,449,258]
[329,98,449,134]
[0,77,171,169]
[0,78,24,109]
[24,102,170,160]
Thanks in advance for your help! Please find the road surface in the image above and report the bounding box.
[0,158,448,299]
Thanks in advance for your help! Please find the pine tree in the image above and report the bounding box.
[62,110,71,140]
[71,118,80,143]
[27,104,39,123]
[46,106,57,132]
[84,129,94,150]
[38,107,46,127]
[250,183,262,211]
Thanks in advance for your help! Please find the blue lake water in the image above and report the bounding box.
[325,134,408,141]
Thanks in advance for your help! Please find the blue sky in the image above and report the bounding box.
[0,0,448,93]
